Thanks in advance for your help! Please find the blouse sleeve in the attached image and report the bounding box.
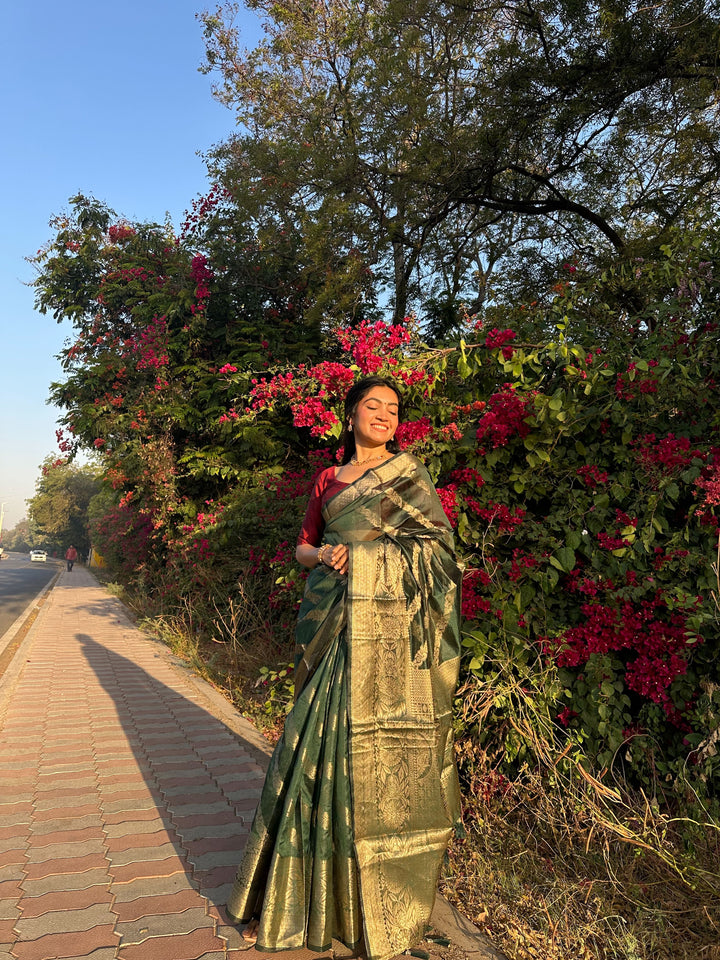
[296,471,329,547]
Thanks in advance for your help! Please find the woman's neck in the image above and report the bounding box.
[351,444,388,464]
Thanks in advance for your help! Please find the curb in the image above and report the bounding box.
[0,565,61,654]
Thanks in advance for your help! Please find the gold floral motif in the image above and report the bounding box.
[378,869,428,951]
[376,750,411,831]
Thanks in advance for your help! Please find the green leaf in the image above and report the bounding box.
[520,583,535,607]
[457,355,471,379]
[457,512,470,541]
[664,481,679,501]
[566,531,582,550]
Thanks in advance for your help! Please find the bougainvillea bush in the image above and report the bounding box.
[217,239,720,795]
[35,196,720,796]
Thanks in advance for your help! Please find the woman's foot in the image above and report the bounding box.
[241,918,260,944]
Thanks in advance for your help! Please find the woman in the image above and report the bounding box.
[226,376,463,960]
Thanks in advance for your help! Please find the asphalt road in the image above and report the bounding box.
[0,552,59,640]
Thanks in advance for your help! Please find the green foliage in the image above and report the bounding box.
[257,663,296,718]
[450,246,720,793]
[1,519,31,553]
[29,193,326,558]
[28,11,720,951]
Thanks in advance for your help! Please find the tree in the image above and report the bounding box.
[31,174,720,790]
[30,194,319,523]
[200,0,720,319]
[27,458,102,555]
[2,519,31,553]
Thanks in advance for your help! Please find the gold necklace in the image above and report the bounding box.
[350,451,388,466]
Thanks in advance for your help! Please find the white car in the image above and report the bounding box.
[29,550,48,562]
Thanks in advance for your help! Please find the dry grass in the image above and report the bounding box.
[442,687,720,960]
[441,767,720,960]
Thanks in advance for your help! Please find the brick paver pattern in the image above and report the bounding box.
[0,567,333,960]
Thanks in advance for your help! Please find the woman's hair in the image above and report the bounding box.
[340,376,404,465]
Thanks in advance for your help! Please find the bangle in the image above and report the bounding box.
[318,544,329,565]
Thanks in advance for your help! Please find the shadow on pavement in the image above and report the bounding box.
[76,633,263,914]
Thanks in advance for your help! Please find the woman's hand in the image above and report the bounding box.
[322,543,349,576]
[295,542,349,574]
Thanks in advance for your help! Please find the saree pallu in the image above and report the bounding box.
[226,453,462,960]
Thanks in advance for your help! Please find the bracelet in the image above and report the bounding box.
[318,544,330,565]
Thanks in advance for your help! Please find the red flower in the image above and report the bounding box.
[545,593,700,720]
[436,484,459,526]
[475,388,532,450]
[290,397,340,437]
[461,569,493,620]
[597,532,630,550]
[484,328,517,350]
[577,465,608,488]
[395,417,434,450]
[336,319,412,373]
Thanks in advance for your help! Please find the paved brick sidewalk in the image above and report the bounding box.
[0,567,504,960]
[0,566,338,960]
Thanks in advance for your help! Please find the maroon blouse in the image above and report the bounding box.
[297,467,349,547]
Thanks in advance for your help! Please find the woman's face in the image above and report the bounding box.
[350,385,400,447]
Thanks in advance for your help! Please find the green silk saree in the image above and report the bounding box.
[226,453,462,960]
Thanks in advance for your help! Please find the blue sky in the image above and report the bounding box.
[0,1,261,531]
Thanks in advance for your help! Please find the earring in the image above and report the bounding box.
[348,423,353,432]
